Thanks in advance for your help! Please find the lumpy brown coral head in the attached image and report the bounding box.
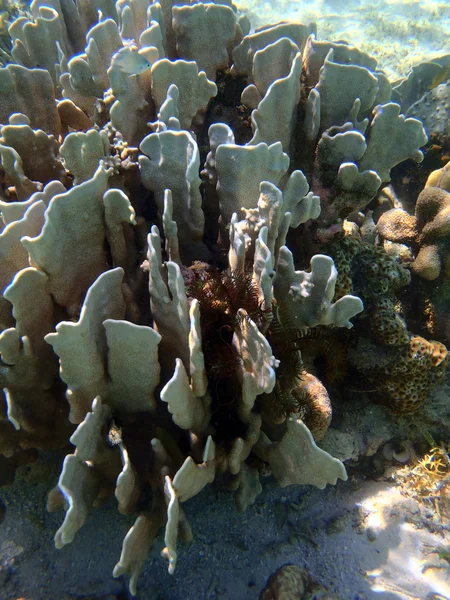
[0,0,448,596]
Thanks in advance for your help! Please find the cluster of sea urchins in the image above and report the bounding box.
[184,261,335,443]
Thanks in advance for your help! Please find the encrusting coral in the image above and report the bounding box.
[328,233,449,413]
[379,335,448,413]
[0,0,448,595]
[352,334,449,414]
[330,235,411,346]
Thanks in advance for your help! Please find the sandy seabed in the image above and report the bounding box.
[1,421,450,599]
[238,0,450,80]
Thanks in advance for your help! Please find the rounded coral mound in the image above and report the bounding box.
[291,373,332,441]
[425,160,450,192]
[377,207,417,245]
[259,564,338,600]
[377,179,450,281]
[413,186,450,279]
[329,234,449,413]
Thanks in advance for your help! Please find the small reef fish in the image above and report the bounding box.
[111,46,151,76]
[428,66,450,90]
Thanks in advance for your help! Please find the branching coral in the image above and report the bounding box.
[0,0,444,595]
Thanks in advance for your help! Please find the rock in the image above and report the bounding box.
[259,564,339,599]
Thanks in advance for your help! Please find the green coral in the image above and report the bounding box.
[330,235,410,345]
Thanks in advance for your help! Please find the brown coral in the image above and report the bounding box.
[292,373,332,441]
[329,235,410,346]
[371,297,409,346]
[412,186,450,279]
[377,208,417,245]
[425,160,450,192]
[259,564,338,600]
[331,235,449,411]
[328,235,361,298]
[331,235,410,299]
[258,314,342,439]
[375,335,448,413]
[377,184,450,281]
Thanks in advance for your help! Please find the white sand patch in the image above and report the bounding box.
[238,0,450,79]
[360,485,450,597]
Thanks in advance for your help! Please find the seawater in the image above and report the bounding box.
[238,0,450,79]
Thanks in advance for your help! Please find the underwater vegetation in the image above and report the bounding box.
[383,433,450,526]
[0,0,449,595]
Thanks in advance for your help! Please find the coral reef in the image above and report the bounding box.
[0,0,448,595]
[378,181,450,281]
[259,563,338,600]
[330,235,411,345]
[327,233,449,413]
[376,161,450,345]
[355,335,448,413]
